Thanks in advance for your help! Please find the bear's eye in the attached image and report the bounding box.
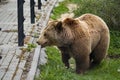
[44,33,47,37]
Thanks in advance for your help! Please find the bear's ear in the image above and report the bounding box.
[55,21,63,33]
[64,18,78,27]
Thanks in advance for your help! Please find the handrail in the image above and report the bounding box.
[17,0,47,46]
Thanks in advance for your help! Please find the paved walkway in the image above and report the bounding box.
[0,0,57,80]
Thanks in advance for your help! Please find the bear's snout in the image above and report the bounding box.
[36,40,48,48]
[36,41,40,45]
[36,41,44,48]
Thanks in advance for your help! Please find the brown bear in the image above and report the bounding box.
[37,13,110,74]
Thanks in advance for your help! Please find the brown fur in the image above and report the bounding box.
[37,13,110,74]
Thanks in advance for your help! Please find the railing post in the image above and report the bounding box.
[17,0,25,46]
[30,0,35,23]
[38,0,42,9]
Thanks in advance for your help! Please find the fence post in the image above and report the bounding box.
[17,0,25,46]
[30,0,35,23]
[38,0,42,9]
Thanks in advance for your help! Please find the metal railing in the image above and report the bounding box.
[17,0,46,46]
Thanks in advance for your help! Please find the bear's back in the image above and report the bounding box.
[78,13,109,32]
[77,14,109,50]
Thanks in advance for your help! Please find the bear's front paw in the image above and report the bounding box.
[76,69,84,74]
[64,63,70,69]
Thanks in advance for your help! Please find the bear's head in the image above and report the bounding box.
[37,18,79,47]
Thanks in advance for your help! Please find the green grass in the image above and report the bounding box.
[35,45,120,80]
[35,0,120,80]
[50,1,69,20]
[109,31,120,55]
[69,0,120,30]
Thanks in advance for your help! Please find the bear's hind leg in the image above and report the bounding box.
[89,51,102,68]
[90,51,105,68]
[90,36,109,68]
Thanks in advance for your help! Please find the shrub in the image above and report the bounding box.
[51,1,69,20]
[69,0,120,31]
